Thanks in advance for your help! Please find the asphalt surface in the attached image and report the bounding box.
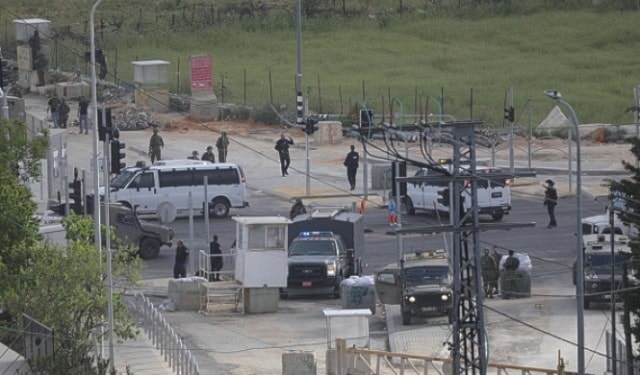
[22,91,630,374]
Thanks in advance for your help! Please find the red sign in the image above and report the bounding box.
[189,55,213,93]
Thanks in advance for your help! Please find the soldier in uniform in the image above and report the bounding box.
[216,132,229,163]
[149,128,164,164]
[289,199,307,219]
[201,146,216,163]
[481,248,500,298]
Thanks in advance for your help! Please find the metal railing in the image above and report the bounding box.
[135,292,199,375]
[335,338,579,375]
[197,249,236,281]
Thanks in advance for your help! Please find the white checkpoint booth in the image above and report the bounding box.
[233,216,290,288]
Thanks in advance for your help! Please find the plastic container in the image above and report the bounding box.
[340,276,376,314]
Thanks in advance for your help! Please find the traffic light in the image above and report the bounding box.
[437,188,450,207]
[504,106,515,122]
[305,118,318,134]
[110,140,126,174]
[98,108,113,142]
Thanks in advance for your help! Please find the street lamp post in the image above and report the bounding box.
[91,0,115,372]
[544,90,584,375]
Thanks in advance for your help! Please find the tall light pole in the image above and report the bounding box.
[91,0,115,372]
[545,90,584,375]
[295,0,311,196]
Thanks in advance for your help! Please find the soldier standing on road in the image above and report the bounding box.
[57,97,71,129]
[275,132,294,177]
[543,179,558,228]
[502,250,520,299]
[201,146,216,163]
[216,132,229,162]
[173,240,189,279]
[343,144,360,191]
[209,235,224,281]
[77,96,90,134]
[481,248,499,298]
[149,127,164,164]
[47,93,61,128]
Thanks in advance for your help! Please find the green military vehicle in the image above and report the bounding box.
[49,198,173,259]
[375,249,453,325]
[104,202,174,259]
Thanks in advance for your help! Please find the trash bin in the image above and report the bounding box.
[499,252,532,299]
[341,276,376,314]
[500,270,531,299]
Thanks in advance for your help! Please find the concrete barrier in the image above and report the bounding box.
[168,278,202,311]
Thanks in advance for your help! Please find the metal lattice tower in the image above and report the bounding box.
[385,119,535,374]
[449,120,487,374]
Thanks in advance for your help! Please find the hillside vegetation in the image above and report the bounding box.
[4,0,640,126]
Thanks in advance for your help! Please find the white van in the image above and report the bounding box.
[105,160,248,220]
[404,165,512,221]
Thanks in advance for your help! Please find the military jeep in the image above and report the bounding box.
[375,249,453,325]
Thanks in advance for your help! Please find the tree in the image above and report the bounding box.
[0,118,144,373]
[3,214,143,373]
[605,137,640,364]
[0,118,48,277]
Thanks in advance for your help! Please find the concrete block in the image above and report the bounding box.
[17,45,32,71]
[243,287,279,313]
[371,164,392,190]
[56,82,89,99]
[190,94,218,121]
[168,278,201,311]
[282,351,316,375]
[313,121,343,145]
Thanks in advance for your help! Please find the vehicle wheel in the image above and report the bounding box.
[491,211,504,221]
[118,201,132,209]
[280,288,289,299]
[404,197,416,216]
[401,309,411,326]
[447,310,454,325]
[583,297,590,310]
[210,198,230,218]
[139,238,161,259]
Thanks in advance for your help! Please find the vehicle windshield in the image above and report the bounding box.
[289,240,337,256]
[404,265,449,283]
[111,170,136,189]
[587,254,629,274]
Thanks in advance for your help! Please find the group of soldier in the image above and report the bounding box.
[148,128,229,164]
[481,247,522,299]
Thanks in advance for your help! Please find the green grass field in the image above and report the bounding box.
[5,0,640,126]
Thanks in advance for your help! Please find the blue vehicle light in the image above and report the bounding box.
[298,231,333,238]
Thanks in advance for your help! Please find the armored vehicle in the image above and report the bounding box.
[375,249,453,325]
[573,234,637,309]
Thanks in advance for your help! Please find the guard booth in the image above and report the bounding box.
[233,216,290,313]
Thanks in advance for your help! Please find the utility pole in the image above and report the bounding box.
[395,120,534,373]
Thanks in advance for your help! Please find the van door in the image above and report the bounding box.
[123,171,157,213]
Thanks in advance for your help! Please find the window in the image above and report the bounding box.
[376,272,396,285]
[129,172,154,189]
[265,226,285,249]
[158,170,194,187]
[193,168,240,186]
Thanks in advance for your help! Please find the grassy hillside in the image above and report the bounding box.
[4,0,640,126]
